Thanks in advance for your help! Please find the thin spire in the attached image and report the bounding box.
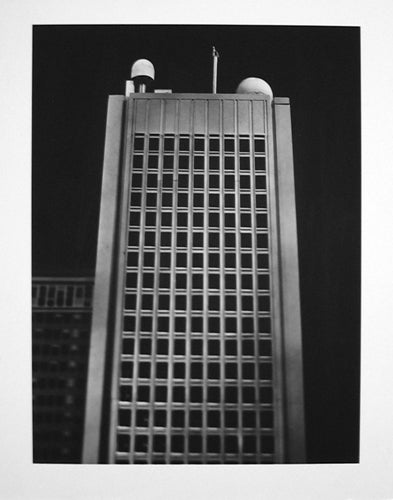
[212,46,219,93]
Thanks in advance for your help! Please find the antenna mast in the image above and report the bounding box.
[212,46,219,93]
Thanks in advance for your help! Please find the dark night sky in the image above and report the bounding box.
[32,25,360,463]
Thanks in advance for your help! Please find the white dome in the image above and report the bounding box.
[236,77,273,98]
[131,59,155,81]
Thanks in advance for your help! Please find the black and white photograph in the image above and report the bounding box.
[2,2,393,497]
[32,25,360,465]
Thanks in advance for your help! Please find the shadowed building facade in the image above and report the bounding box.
[32,278,93,462]
[83,63,305,464]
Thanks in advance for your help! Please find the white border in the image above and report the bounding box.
[1,0,393,498]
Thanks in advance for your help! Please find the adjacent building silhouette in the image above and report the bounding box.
[32,277,93,462]
[82,59,305,464]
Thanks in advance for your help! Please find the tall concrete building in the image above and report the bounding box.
[83,59,305,464]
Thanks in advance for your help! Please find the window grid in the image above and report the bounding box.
[184,109,195,461]
[234,101,244,462]
[165,106,178,463]
[32,281,93,309]
[218,100,226,461]
[115,104,275,464]
[250,107,263,460]
[145,119,160,461]
[202,104,209,461]
[32,279,93,463]
[129,128,147,459]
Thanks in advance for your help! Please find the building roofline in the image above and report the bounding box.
[32,276,94,283]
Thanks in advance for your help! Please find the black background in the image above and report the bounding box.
[32,25,360,463]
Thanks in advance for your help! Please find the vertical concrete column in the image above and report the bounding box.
[83,96,125,463]
[273,98,306,463]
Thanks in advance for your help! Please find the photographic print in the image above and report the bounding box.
[32,25,360,465]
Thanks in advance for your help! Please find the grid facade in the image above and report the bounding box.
[32,278,93,462]
[108,96,281,464]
